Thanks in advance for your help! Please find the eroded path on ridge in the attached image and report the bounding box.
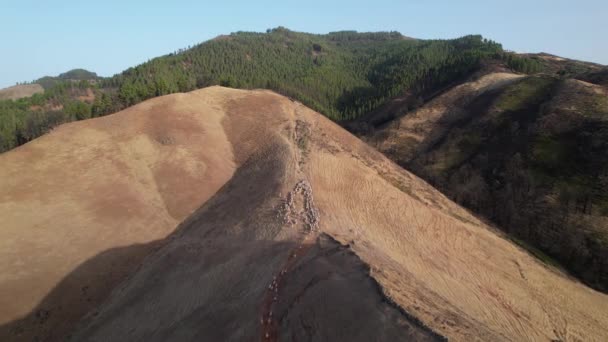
[257,175,442,342]
[259,109,320,341]
[258,106,443,341]
[260,179,320,341]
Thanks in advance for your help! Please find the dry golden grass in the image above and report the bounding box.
[1,86,607,341]
[0,84,44,100]
[372,73,524,161]
[0,88,247,339]
[304,107,608,340]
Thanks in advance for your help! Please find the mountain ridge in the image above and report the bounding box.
[2,87,608,341]
[1,28,607,293]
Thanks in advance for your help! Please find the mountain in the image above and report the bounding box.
[1,87,607,341]
[35,69,100,89]
[0,28,607,326]
[0,28,517,152]
[56,69,99,81]
[358,71,608,291]
[0,70,99,151]
[0,69,97,102]
[1,29,602,155]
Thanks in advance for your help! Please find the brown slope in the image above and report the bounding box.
[67,88,608,341]
[69,116,440,341]
[0,88,244,341]
[366,72,524,165]
[366,72,608,292]
[0,84,44,100]
[1,87,608,341]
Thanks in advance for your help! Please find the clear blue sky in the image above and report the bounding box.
[1,0,607,88]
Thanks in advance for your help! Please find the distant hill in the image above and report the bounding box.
[0,69,98,101]
[102,28,505,120]
[0,84,44,100]
[516,52,605,77]
[57,68,98,80]
[3,29,603,155]
[36,68,99,89]
[577,67,608,86]
[361,72,608,291]
[0,28,530,152]
[0,68,100,151]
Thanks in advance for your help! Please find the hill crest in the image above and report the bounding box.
[1,87,607,341]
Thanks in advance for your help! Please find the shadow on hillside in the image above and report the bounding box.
[0,130,294,342]
[0,240,167,342]
[0,122,450,341]
[405,78,608,293]
[0,138,287,342]
[0,233,447,342]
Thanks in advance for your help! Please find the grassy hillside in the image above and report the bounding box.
[370,74,608,291]
[577,67,608,86]
[0,84,44,101]
[3,87,608,341]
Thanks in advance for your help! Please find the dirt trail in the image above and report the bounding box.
[260,105,321,341]
[260,179,320,341]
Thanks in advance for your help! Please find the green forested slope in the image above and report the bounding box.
[1,28,522,152]
[102,28,504,119]
[0,82,94,151]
